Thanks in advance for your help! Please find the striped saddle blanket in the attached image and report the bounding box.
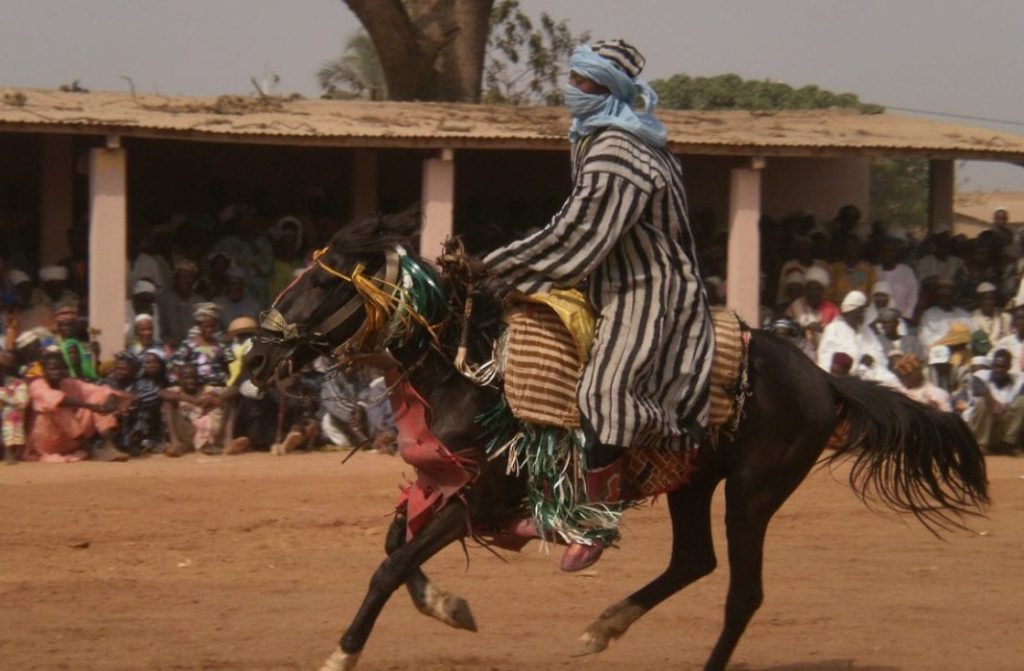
[503,303,749,497]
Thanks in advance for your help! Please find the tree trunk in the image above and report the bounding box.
[344,0,494,103]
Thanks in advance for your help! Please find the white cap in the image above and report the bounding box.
[840,290,868,312]
[15,331,39,348]
[7,269,30,286]
[976,282,997,294]
[885,224,908,241]
[871,281,892,297]
[132,279,157,295]
[928,345,951,365]
[39,265,68,282]
[804,266,830,287]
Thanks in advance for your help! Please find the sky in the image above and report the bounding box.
[2,0,1022,190]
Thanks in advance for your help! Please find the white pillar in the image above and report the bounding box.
[350,149,378,220]
[419,149,454,261]
[726,166,762,325]
[88,144,128,362]
[40,135,74,264]
[929,159,954,232]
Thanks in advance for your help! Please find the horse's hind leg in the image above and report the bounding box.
[320,502,468,671]
[384,512,477,631]
[576,477,720,655]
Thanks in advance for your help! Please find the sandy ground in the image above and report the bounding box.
[1,450,1023,671]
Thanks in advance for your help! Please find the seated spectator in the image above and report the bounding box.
[171,303,234,386]
[873,308,923,360]
[0,351,28,464]
[918,278,971,349]
[954,238,1001,310]
[773,268,805,315]
[101,352,164,456]
[971,282,1011,347]
[161,362,242,457]
[225,317,258,386]
[267,216,306,302]
[59,338,100,382]
[962,348,1024,454]
[32,265,81,320]
[786,266,839,353]
[766,317,815,360]
[916,228,963,285]
[827,232,877,304]
[864,281,907,335]
[7,270,52,333]
[828,352,853,376]
[873,234,919,319]
[995,304,1024,372]
[14,331,44,379]
[214,267,261,328]
[817,291,886,377]
[158,260,202,347]
[891,353,952,412]
[27,350,130,462]
[774,236,826,305]
[197,251,232,301]
[127,313,169,358]
[319,366,375,449]
[125,280,161,339]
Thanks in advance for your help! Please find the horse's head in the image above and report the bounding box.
[246,210,419,388]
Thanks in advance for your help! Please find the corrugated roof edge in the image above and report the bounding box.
[1,87,1023,161]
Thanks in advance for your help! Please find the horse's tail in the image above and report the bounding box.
[823,374,989,534]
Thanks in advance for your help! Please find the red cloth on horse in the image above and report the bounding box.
[387,374,476,539]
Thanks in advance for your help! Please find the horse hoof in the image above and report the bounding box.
[417,585,479,632]
[445,595,478,632]
[572,631,608,657]
[319,649,360,671]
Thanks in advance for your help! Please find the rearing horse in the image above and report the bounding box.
[247,212,988,671]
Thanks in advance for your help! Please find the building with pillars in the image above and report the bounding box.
[1,87,1023,358]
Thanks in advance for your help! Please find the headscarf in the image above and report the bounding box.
[59,338,99,380]
[564,43,666,148]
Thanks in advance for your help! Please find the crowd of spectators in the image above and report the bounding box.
[0,197,1020,462]
[720,204,1024,455]
[0,200,396,464]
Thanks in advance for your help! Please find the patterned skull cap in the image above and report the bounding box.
[592,39,645,78]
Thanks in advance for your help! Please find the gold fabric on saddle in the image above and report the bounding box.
[502,297,749,497]
[503,292,590,428]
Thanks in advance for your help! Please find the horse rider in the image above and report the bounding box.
[478,40,713,571]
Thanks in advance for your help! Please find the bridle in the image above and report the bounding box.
[258,245,402,357]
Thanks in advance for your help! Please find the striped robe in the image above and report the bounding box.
[485,128,713,449]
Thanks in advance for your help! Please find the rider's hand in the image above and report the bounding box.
[466,257,489,279]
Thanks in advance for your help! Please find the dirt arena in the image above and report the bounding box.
[2,450,1022,671]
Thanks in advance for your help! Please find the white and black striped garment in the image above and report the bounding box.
[485,127,713,450]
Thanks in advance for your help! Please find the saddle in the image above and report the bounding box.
[503,298,750,497]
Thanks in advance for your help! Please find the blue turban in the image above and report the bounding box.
[563,43,667,148]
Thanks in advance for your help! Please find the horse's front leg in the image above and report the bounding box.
[320,502,469,671]
[384,512,477,632]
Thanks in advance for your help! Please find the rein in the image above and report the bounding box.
[259,244,446,363]
[259,246,401,354]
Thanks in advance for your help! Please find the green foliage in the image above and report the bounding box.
[317,31,387,100]
[652,73,884,113]
[481,0,589,106]
[870,159,929,226]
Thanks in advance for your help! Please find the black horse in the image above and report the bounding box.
[247,213,988,671]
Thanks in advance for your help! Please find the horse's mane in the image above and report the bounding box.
[330,206,421,255]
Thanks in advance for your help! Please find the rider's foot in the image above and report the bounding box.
[560,542,605,572]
